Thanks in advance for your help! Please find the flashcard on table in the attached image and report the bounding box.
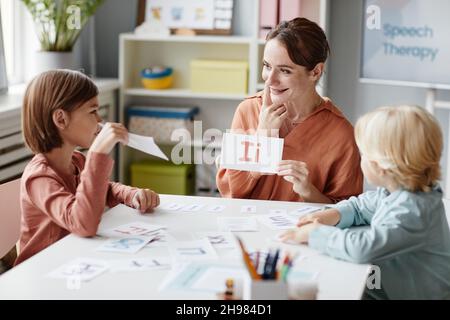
[240,205,257,214]
[161,203,185,211]
[96,235,152,254]
[217,217,259,232]
[98,221,166,238]
[109,257,171,273]
[269,209,287,215]
[257,214,298,230]
[206,205,226,213]
[144,229,177,248]
[169,239,218,261]
[195,231,237,249]
[288,206,322,219]
[181,204,205,212]
[47,258,109,282]
[219,132,284,173]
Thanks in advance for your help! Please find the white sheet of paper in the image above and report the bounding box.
[217,217,259,232]
[47,258,109,282]
[288,206,322,219]
[98,222,166,238]
[220,132,284,173]
[96,235,152,254]
[240,205,257,214]
[181,204,205,212]
[109,257,171,273]
[127,132,168,160]
[257,214,298,230]
[144,230,177,248]
[169,239,218,261]
[159,262,247,297]
[161,203,185,211]
[195,231,237,249]
[206,205,226,213]
[269,209,287,215]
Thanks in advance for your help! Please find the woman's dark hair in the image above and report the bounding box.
[266,17,330,71]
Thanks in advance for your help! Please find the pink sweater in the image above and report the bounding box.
[15,151,138,265]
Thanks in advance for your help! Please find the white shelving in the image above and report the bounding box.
[118,0,329,193]
[124,88,246,100]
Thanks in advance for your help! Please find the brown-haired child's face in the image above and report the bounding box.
[60,96,102,149]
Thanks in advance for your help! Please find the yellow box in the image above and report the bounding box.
[190,59,248,94]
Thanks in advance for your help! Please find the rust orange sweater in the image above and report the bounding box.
[216,95,363,202]
[15,151,138,265]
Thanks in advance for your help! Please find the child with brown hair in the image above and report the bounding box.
[15,70,160,265]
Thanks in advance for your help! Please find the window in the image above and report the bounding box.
[0,0,23,84]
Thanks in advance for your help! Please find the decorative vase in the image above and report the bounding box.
[29,50,82,80]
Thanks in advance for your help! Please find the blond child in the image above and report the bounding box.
[281,105,450,299]
[15,70,160,265]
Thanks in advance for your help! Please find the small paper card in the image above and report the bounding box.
[181,204,206,212]
[127,132,168,160]
[269,209,287,215]
[161,203,186,211]
[169,239,218,261]
[206,205,226,213]
[47,258,109,282]
[109,257,171,273]
[144,229,177,248]
[219,132,284,173]
[195,231,237,249]
[288,206,322,219]
[240,205,257,214]
[257,214,298,230]
[217,217,259,232]
[96,235,153,254]
[98,222,166,238]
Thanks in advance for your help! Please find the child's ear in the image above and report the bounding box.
[370,160,387,176]
[309,63,324,82]
[52,109,69,130]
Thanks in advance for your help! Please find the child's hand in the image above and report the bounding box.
[280,220,322,244]
[89,122,129,154]
[297,208,341,227]
[131,189,160,213]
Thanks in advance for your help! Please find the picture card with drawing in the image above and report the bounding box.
[220,132,284,174]
[96,235,153,254]
[144,229,177,248]
[195,231,237,249]
[98,221,167,238]
[46,258,109,282]
[169,239,218,261]
[257,214,298,230]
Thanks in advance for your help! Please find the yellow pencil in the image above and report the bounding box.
[236,236,261,280]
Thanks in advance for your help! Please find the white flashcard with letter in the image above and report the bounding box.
[220,133,284,173]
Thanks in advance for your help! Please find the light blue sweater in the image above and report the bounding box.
[309,185,450,299]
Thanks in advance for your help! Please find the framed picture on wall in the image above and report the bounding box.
[137,0,234,35]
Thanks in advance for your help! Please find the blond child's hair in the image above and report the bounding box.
[22,69,98,154]
[355,105,442,192]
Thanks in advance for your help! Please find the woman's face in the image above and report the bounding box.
[262,39,317,105]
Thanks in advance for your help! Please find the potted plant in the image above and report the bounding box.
[22,0,105,75]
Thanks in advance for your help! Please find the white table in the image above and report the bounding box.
[0,195,371,300]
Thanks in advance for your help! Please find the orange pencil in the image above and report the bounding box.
[236,237,261,280]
